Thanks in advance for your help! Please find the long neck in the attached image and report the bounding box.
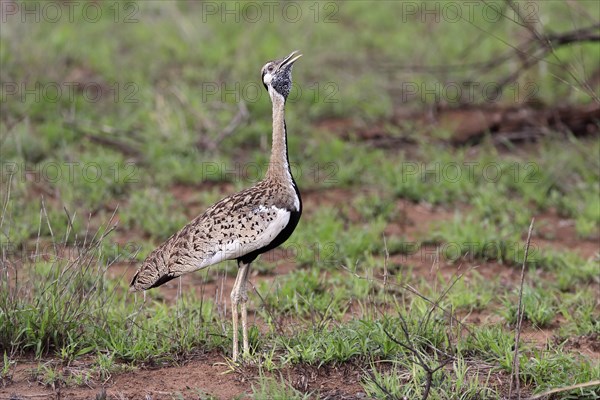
[265,92,293,183]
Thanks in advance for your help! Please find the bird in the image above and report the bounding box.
[129,50,303,362]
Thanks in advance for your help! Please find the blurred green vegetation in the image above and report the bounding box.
[2,1,599,246]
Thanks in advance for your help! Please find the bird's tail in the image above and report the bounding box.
[129,255,179,292]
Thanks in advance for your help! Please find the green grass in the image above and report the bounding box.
[258,268,370,321]
[444,272,495,312]
[1,221,597,396]
[251,374,310,400]
[283,206,387,268]
[0,219,225,362]
[500,285,557,328]
[557,289,600,337]
[363,357,499,400]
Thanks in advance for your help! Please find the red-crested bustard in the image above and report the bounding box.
[130,51,303,362]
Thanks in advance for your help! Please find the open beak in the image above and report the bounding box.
[279,50,302,69]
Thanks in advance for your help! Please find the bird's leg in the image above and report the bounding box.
[230,261,250,362]
[231,296,240,362]
[240,282,249,357]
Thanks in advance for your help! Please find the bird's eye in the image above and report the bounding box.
[267,65,274,72]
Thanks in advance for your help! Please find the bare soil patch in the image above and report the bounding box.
[1,352,249,400]
[1,355,373,400]
[534,210,599,259]
[318,104,600,147]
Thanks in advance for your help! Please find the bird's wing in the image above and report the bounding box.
[193,204,291,269]
[129,197,291,291]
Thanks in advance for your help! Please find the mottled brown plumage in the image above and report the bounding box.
[129,178,299,291]
[129,51,303,362]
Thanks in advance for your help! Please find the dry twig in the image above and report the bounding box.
[509,218,535,400]
[525,380,600,399]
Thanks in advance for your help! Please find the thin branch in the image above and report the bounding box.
[509,218,535,400]
[339,263,473,335]
[547,25,600,45]
[0,171,13,231]
[383,321,452,400]
[364,367,396,399]
[502,0,546,43]
[526,380,600,399]
[382,234,389,290]
[385,23,600,103]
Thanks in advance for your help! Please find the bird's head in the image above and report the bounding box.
[261,50,302,101]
